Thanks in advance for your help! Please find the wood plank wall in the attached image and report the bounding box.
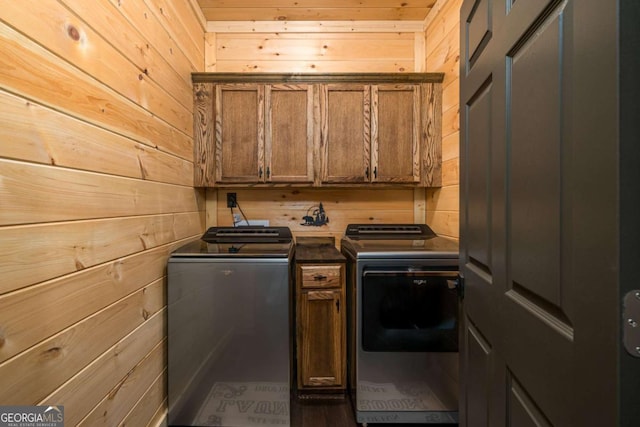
[204,20,438,241]
[425,0,461,239]
[214,188,419,246]
[0,0,205,425]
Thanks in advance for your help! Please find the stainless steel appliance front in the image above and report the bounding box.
[168,227,292,427]
[342,224,460,424]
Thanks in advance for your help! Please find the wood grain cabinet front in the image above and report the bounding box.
[296,263,346,391]
[214,83,315,184]
[192,73,443,188]
[319,83,421,184]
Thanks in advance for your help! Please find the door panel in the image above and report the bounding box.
[462,0,638,425]
[507,375,552,427]
[299,289,343,387]
[372,84,420,183]
[466,0,491,65]
[320,84,370,183]
[465,79,492,270]
[266,84,315,183]
[464,323,491,427]
[215,84,264,182]
[504,3,574,425]
[508,3,565,309]
[459,0,621,426]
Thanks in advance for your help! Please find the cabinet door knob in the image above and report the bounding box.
[259,166,263,178]
[365,166,369,179]
[266,166,271,179]
[373,166,377,179]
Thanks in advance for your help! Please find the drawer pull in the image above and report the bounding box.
[313,274,327,281]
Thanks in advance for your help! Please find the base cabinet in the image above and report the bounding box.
[295,242,346,393]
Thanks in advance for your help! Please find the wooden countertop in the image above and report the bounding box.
[295,237,345,263]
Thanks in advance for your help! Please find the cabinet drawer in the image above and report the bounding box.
[299,265,342,288]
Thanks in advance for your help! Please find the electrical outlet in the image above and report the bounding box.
[226,192,237,208]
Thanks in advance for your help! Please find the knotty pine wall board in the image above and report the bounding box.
[428,185,459,212]
[122,370,167,427]
[425,0,461,239]
[442,71,460,113]
[207,20,426,33]
[0,0,203,421]
[214,188,416,244]
[0,213,201,294]
[442,157,460,188]
[2,0,193,133]
[209,32,416,72]
[0,24,193,161]
[200,7,432,21]
[75,340,166,426]
[0,238,187,364]
[40,312,165,425]
[0,279,164,405]
[215,33,415,61]
[427,18,460,89]
[60,0,199,104]
[441,100,460,144]
[0,90,193,186]
[426,0,461,46]
[0,160,202,226]
[426,210,458,238]
[141,0,206,70]
[213,58,417,73]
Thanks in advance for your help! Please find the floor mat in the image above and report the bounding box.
[356,380,446,411]
[196,381,290,426]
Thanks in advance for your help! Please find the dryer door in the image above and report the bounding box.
[361,268,459,352]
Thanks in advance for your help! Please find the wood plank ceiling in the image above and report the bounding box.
[196,0,438,21]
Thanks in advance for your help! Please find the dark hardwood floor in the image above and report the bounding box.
[291,395,356,427]
[290,395,458,427]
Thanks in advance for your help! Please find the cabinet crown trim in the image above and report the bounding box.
[192,72,444,84]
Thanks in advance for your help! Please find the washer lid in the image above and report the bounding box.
[202,226,292,243]
[170,239,293,258]
[341,224,458,259]
[341,234,459,259]
[344,223,436,240]
[171,226,293,258]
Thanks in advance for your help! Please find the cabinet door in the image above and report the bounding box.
[298,289,345,388]
[215,84,265,183]
[320,84,370,183]
[371,84,421,183]
[265,84,315,183]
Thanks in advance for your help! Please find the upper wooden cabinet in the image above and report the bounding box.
[215,83,263,183]
[211,83,314,184]
[192,73,443,187]
[320,83,421,184]
[266,84,315,183]
[373,84,421,183]
[320,84,369,183]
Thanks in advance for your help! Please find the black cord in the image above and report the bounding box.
[230,207,238,226]
[231,201,251,227]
